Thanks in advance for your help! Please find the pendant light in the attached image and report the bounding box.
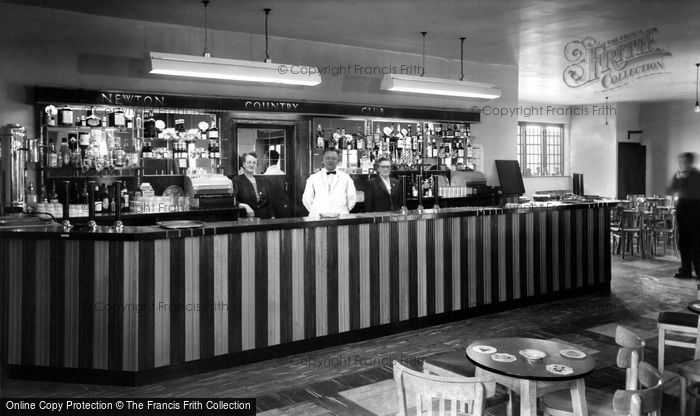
[694,63,700,113]
[380,33,501,99]
[148,3,321,86]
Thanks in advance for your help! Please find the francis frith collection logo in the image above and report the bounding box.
[563,28,671,91]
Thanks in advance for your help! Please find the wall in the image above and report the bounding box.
[569,104,617,198]
[640,100,700,195]
[0,3,518,187]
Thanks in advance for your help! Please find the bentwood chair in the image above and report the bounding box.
[393,360,485,416]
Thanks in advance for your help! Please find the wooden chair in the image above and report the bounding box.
[615,325,646,390]
[612,361,664,416]
[657,285,700,375]
[540,326,644,416]
[649,207,677,256]
[541,358,662,416]
[393,360,485,416]
[615,209,649,259]
[422,350,513,415]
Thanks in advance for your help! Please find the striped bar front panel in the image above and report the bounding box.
[2,206,611,372]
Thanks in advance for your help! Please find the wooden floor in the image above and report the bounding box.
[1,249,696,415]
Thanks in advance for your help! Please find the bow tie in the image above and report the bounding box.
[326,171,336,175]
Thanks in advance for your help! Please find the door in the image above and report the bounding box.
[617,142,646,199]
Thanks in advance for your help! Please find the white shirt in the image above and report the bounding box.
[264,164,285,175]
[302,168,357,217]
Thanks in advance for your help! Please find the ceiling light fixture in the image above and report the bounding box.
[380,33,501,99]
[148,4,321,86]
[695,63,699,113]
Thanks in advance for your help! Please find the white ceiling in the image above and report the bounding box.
[5,0,700,105]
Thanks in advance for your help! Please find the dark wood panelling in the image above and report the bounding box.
[348,225,361,331]
[199,236,215,360]
[280,230,294,343]
[138,240,155,370]
[227,233,242,353]
[169,238,186,364]
[254,232,268,348]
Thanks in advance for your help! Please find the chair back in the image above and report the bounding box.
[611,361,663,416]
[393,360,485,416]
[615,325,645,390]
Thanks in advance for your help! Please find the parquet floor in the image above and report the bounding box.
[2,251,697,415]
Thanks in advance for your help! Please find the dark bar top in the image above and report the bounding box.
[0,201,617,241]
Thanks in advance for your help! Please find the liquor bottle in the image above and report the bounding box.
[59,137,70,167]
[144,111,156,138]
[373,126,381,144]
[95,184,104,213]
[355,127,364,150]
[316,124,325,149]
[457,140,465,158]
[25,182,38,210]
[397,124,404,150]
[39,184,47,204]
[49,182,58,203]
[446,124,455,140]
[142,142,152,158]
[78,131,90,157]
[214,142,220,159]
[99,184,110,213]
[80,182,89,205]
[80,116,87,127]
[175,119,186,135]
[435,123,443,138]
[68,133,78,152]
[126,116,134,130]
[70,148,82,168]
[209,141,216,158]
[207,124,219,140]
[120,181,130,212]
[47,138,58,168]
[58,106,74,126]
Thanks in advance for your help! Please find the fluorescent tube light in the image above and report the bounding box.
[380,74,501,99]
[148,52,322,86]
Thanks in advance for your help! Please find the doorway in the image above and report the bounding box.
[617,142,646,199]
[233,122,295,217]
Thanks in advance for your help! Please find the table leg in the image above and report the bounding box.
[520,379,537,416]
[570,378,588,416]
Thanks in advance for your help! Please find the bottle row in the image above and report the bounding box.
[46,105,133,129]
[141,141,221,160]
[315,122,472,152]
[26,180,132,215]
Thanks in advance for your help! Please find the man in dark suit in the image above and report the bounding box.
[365,157,402,212]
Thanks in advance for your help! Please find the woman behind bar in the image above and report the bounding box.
[232,152,274,219]
[364,157,402,212]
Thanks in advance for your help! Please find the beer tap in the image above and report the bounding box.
[61,180,71,231]
[400,175,408,215]
[416,164,424,214]
[433,175,440,212]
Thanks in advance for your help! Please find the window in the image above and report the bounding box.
[516,122,564,176]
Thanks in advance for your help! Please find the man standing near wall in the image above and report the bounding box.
[302,148,356,217]
[668,152,700,279]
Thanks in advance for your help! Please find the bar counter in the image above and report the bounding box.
[0,202,613,385]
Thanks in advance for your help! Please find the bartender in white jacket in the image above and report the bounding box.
[303,148,357,217]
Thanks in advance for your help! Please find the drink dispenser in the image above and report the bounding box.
[0,124,28,208]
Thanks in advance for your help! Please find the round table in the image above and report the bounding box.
[466,337,595,415]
